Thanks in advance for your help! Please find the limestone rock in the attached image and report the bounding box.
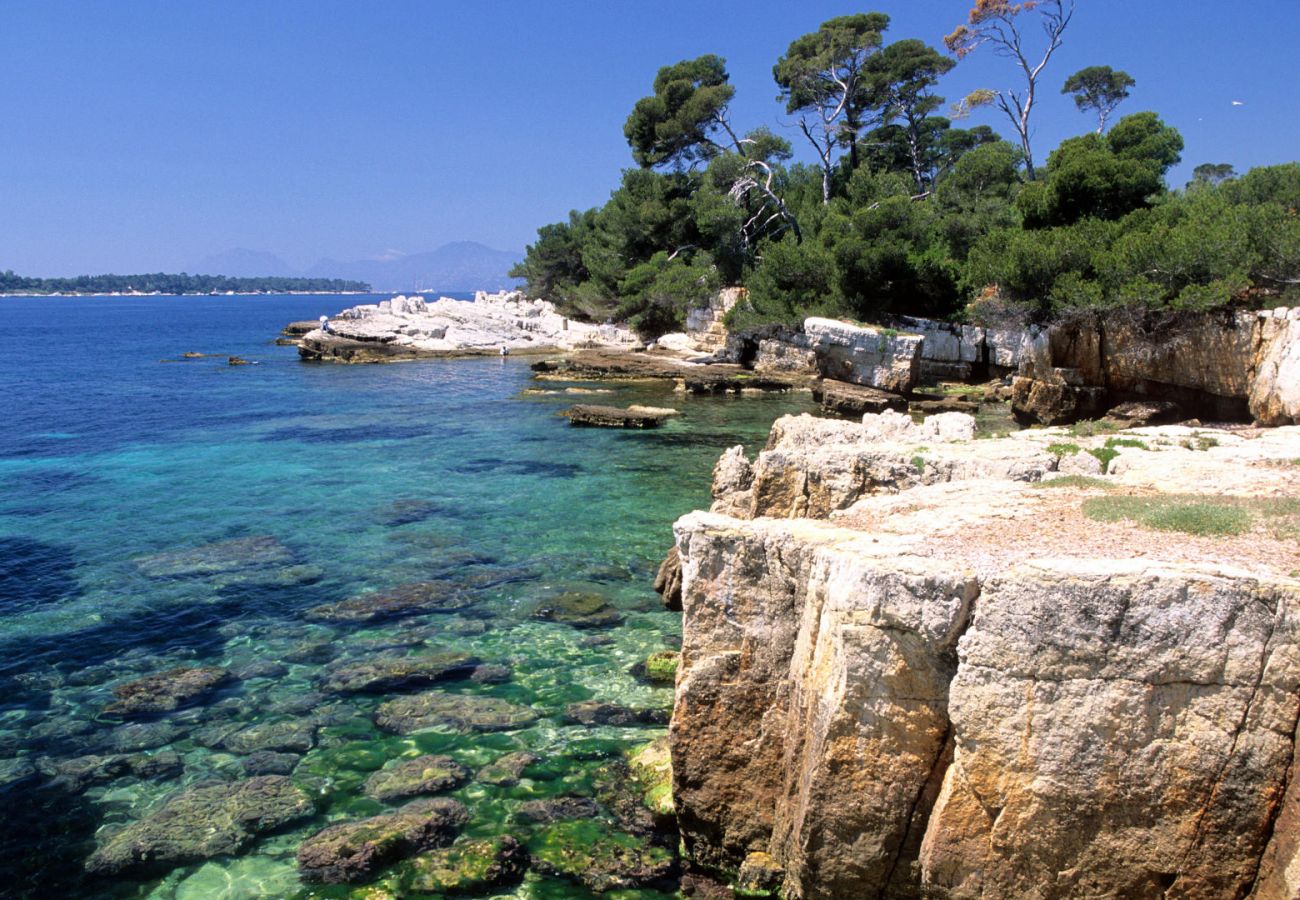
[87,776,313,876]
[653,546,683,611]
[296,797,468,884]
[812,379,908,419]
[1250,307,1300,425]
[804,318,922,393]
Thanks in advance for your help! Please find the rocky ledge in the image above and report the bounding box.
[294,291,640,362]
[670,409,1300,898]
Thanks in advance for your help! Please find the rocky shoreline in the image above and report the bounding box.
[667,409,1300,898]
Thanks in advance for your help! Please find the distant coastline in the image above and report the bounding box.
[0,270,370,296]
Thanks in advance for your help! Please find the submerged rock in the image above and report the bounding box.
[241,750,301,776]
[563,404,677,428]
[631,651,679,685]
[564,701,668,727]
[396,834,528,894]
[38,750,182,793]
[526,819,676,892]
[296,797,468,884]
[653,547,683,612]
[375,692,538,735]
[530,591,624,629]
[102,666,232,717]
[515,796,601,824]
[373,498,445,526]
[86,775,313,876]
[133,536,294,578]
[628,736,674,820]
[219,719,318,755]
[305,581,473,623]
[362,754,471,802]
[474,750,539,787]
[321,650,480,694]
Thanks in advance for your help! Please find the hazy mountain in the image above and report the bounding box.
[306,242,522,292]
[189,248,295,278]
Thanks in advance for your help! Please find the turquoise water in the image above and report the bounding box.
[0,294,817,898]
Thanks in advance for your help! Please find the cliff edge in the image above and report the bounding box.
[671,412,1300,898]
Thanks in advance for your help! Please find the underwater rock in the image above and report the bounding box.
[321,650,480,694]
[86,775,314,876]
[0,757,37,788]
[474,751,539,787]
[375,692,539,735]
[241,750,300,776]
[515,796,601,824]
[469,663,511,685]
[530,591,624,629]
[282,639,338,664]
[305,581,473,623]
[133,536,295,578]
[39,750,182,793]
[219,719,318,754]
[230,659,289,680]
[396,834,528,894]
[373,498,446,526]
[526,819,677,893]
[653,546,683,612]
[564,701,668,727]
[631,651,679,685]
[296,797,468,884]
[102,666,232,717]
[362,754,471,802]
[96,721,186,753]
[628,737,674,820]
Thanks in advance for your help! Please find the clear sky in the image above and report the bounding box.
[1,0,1296,276]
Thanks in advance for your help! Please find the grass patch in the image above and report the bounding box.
[1088,447,1120,473]
[1047,442,1082,457]
[1038,475,1115,490]
[1105,437,1149,451]
[911,455,926,473]
[1081,493,1299,538]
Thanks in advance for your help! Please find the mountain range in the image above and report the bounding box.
[189,241,522,292]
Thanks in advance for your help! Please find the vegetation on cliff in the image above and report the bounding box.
[0,271,369,295]
[512,5,1299,335]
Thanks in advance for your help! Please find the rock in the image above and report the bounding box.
[653,546,683,612]
[39,750,182,793]
[281,320,319,337]
[396,834,528,894]
[296,797,468,884]
[531,591,624,629]
[86,776,314,876]
[736,851,785,897]
[304,581,472,623]
[102,666,232,717]
[631,651,679,685]
[133,535,294,578]
[241,751,300,776]
[812,379,909,418]
[219,719,317,754]
[475,751,539,787]
[97,721,186,753]
[321,650,480,694]
[680,371,800,394]
[526,819,676,892]
[803,318,922,393]
[297,291,640,363]
[516,796,602,823]
[362,754,471,802]
[563,404,676,428]
[373,498,444,526]
[564,701,668,727]
[1102,399,1183,426]
[1250,307,1300,425]
[375,692,538,735]
[231,659,289,680]
[628,736,674,819]
[469,663,511,684]
[227,355,252,366]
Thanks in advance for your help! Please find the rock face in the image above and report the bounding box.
[297,291,639,362]
[804,318,922,394]
[1251,307,1300,425]
[670,414,1300,898]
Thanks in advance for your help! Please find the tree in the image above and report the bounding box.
[774,13,891,203]
[1190,162,1237,187]
[1062,65,1135,133]
[946,0,1076,179]
[864,39,957,191]
[624,55,737,169]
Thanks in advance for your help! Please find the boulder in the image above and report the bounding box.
[531,591,624,629]
[304,581,472,623]
[515,796,602,824]
[563,405,677,428]
[526,819,677,892]
[812,379,909,419]
[375,692,539,735]
[296,797,468,884]
[219,719,317,755]
[102,666,232,717]
[396,834,528,894]
[474,750,539,787]
[38,750,182,793]
[803,318,922,393]
[363,754,471,802]
[653,547,683,612]
[565,700,668,727]
[320,650,480,694]
[86,776,313,876]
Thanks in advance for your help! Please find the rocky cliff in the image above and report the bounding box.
[670,411,1300,898]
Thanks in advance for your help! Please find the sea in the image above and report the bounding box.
[0,293,819,898]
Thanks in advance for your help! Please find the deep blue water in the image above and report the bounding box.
[0,294,818,898]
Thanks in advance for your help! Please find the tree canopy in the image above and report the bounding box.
[1062,65,1135,132]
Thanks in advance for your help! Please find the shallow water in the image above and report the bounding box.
[0,294,819,898]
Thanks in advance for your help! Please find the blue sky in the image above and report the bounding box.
[1,0,1296,275]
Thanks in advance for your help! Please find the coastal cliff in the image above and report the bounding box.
[670,412,1300,898]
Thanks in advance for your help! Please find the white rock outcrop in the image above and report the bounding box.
[804,318,923,393]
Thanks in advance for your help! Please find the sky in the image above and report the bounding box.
[1,0,1297,276]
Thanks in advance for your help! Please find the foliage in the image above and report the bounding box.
[1082,494,1252,536]
[0,271,368,294]
[1062,65,1135,132]
[624,55,737,169]
[615,251,720,338]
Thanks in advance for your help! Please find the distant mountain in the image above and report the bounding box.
[189,248,295,278]
[306,242,522,292]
